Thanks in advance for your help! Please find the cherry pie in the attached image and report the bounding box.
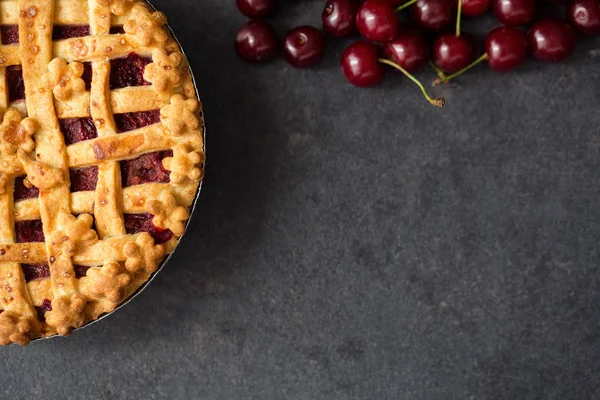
[0,0,204,345]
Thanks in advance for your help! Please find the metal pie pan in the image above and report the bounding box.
[32,1,205,343]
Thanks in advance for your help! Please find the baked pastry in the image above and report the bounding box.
[0,0,204,345]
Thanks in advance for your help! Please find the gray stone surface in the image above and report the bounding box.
[3,1,600,399]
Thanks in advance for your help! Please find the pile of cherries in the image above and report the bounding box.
[234,0,600,107]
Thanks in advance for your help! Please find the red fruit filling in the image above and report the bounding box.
[35,299,52,321]
[0,25,19,45]
[110,53,152,90]
[52,25,91,40]
[121,150,172,187]
[6,65,25,102]
[74,265,91,278]
[114,110,160,133]
[82,62,92,90]
[21,264,50,282]
[60,117,98,145]
[21,263,91,282]
[70,166,99,192]
[124,213,173,244]
[110,26,126,34]
[14,176,40,201]
[15,220,45,243]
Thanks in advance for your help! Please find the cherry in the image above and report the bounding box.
[461,0,492,16]
[485,26,528,71]
[382,28,430,72]
[341,41,385,87]
[236,0,276,19]
[380,0,407,6]
[492,0,536,26]
[282,26,325,68]
[434,27,527,83]
[433,33,475,73]
[528,18,575,61]
[356,0,400,42]
[342,41,444,107]
[235,20,278,63]
[322,0,359,37]
[411,0,455,31]
[569,0,600,35]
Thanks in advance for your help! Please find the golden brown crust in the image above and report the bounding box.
[0,0,204,345]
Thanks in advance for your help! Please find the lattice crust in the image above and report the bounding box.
[0,0,204,345]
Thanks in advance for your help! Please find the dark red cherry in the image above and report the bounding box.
[356,0,400,42]
[341,41,385,87]
[528,18,575,61]
[492,0,536,25]
[461,0,492,16]
[569,0,600,35]
[235,20,278,63]
[433,33,475,73]
[282,26,325,68]
[411,0,455,31]
[236,0,276,18]
[382,28,429,72]
[323,0,359,37]
[485,26,528,71]
[379,0,407,6]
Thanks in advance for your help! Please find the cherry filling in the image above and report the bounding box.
[21,264,50,282]
[14,176,40,201]
[6,65,25,102]
[52,25,91,40]
[110,53,152,90]
[121,150,172,187]
[74,265,91,278]
[82,62,92,91]
[114,110,160,133]
[35,299,52,321]
[21,263,91,282]
[124,213,173,244]
[0,25,19,45]
[15,220,45,243]
[60,117,98,145]
[69,166,99,192]
[110,26,126,34]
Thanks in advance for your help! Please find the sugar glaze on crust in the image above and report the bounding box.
[0,0,203,345]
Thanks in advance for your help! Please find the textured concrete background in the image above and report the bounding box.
[3,1,600,399]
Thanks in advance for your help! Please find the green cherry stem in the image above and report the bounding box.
[455,0,463,37]
[429,60,447,80]
[440,53,488,83]
[396,0,418,12]
[378,58,445,107]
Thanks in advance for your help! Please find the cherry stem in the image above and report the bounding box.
[440,53,488,83]
[396,0,418,12]
[429,61,447,80]
[455,0,463,37]
[378,58,445,107]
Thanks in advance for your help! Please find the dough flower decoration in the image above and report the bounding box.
[160,94,201,136]
[144,49,184,94]
[0,109,35,156]
[44,294,86,336]
[124,4,168,46]
[45,58,86,101]
[124,233,166,274]
[146,191,189,236]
